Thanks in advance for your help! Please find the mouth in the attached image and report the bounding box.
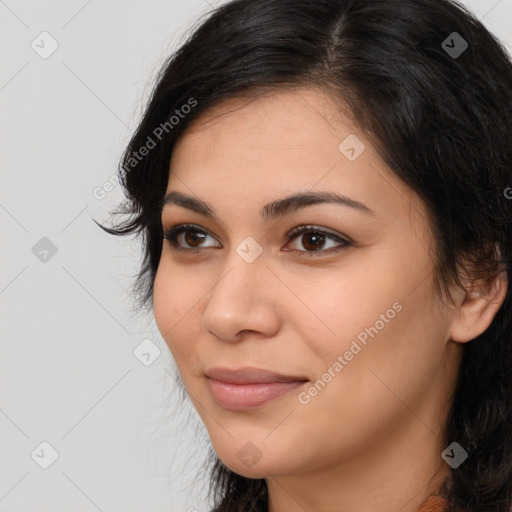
[205,366,309,410]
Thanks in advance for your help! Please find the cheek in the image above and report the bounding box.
[153,263,176,337]
[153,260,200,360]
[294,261,442,393]
[283,269,400,361]
[318,282,445,415]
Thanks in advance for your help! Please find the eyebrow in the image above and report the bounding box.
[161,190,375,221]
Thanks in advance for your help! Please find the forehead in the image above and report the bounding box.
[173,87,353,155]
[170,88,369,190]
[166,87,430,234]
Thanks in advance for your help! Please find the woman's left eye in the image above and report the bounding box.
[284,225,351,256]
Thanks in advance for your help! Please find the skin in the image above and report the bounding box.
[153,87,507,512]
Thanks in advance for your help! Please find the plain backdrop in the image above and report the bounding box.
[1,1,511,511]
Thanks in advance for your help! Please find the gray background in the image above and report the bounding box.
[0,1,511,511]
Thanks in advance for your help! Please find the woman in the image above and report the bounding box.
[99,0,512,510]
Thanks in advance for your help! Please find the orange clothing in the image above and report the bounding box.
[417,495,449,512]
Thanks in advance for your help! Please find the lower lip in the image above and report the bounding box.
[207,378,307,410]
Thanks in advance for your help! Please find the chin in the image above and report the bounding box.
[213,445,297,479]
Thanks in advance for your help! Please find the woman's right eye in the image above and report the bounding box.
[163,224,222,250]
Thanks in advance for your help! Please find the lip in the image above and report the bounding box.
[205,366,308,410]
[205,366,308,384]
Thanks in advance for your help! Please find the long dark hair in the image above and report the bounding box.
[97,0,512,510]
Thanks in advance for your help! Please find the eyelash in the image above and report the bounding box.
[162,223,352,257]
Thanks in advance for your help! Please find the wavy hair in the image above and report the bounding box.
[98,0,512,510]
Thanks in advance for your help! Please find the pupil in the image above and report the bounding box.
[303,233,325,251]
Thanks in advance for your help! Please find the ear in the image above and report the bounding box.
[450,269,508,343]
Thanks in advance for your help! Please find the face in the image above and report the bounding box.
[153,88,460,480]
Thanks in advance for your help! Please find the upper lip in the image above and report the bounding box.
[205,366,308,384]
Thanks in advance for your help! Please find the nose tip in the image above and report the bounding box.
[200,260,280,342]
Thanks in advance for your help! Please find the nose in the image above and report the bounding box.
[201,249,281,342]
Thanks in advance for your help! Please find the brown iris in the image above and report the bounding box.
[301,233,325,251]
[184,230,207,247]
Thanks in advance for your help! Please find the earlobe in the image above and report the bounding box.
[450,271,508,343]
